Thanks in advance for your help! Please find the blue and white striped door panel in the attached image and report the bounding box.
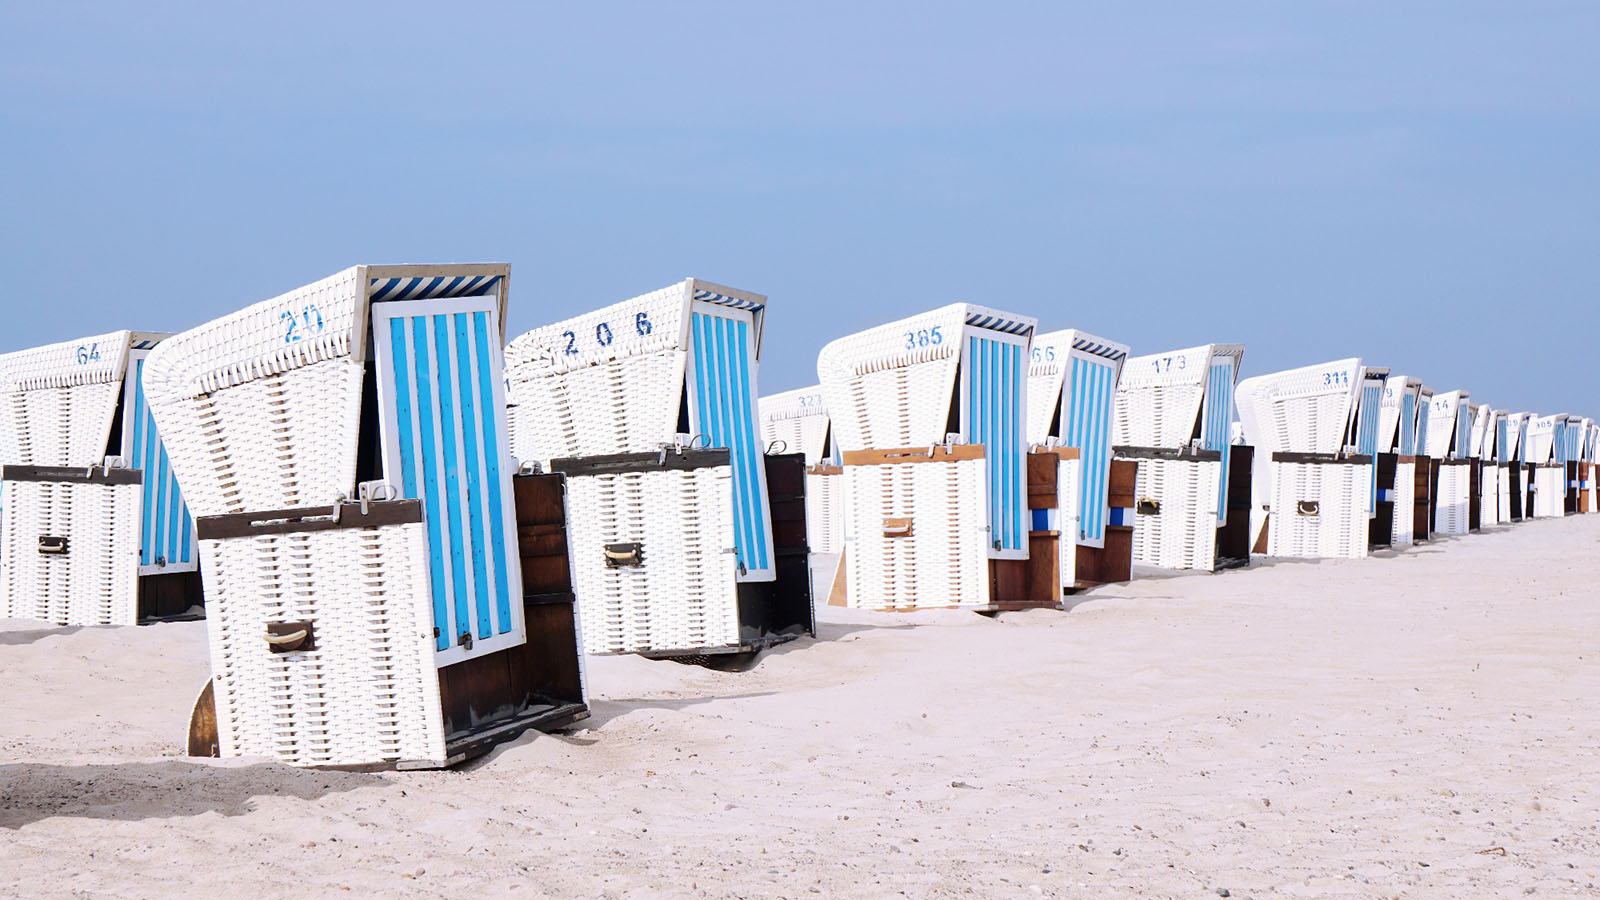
[1203,358,1236,525]
[959,328,1028,559]
[373,296,526,667]
[1398,392,1416,456]
[121,350,196,574]
[1357,379,1384,514]
[1415,400,1432,457]
[1064,353,1118,548]
[687,302,776,583]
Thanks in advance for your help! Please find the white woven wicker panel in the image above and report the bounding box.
[1113,345,1223,448]
[562,467,740,655]
[1496,467,1512,521]
[141,269,362,403]
[1390,460,1415,546]
[1524,416,1557,465]
[1425,391,1466,460]
[1434,464,1472,535]
[1503,413,1527,462]
[0,330,132,467]
[505,285,687,459]
[819,304,1018,451]
[1480,466,1501,527]
[805,471,844,556]
[0,480,140,626]
[149,357,364,516]
[1126,457,1221,571]
[759,386,830,463]
[842,457,989,610]
[1531,466,1564,518]
[201,522,446,768]
[1266,461,1370,559]
[1055,456,1080,589]
[1235,359,1362,456]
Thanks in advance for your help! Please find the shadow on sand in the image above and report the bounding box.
[0,626,83,647]
[0,760,390,829]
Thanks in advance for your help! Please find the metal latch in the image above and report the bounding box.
[38,535,68,555]
[458,631,473,650]
[265,620,315,653]
[1136,497,1161,516]
[1296,500,1320,516]
[604,542,644,568]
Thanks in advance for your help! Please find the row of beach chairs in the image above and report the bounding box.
[1,264,1595,769]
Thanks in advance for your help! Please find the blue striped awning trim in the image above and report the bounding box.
[964,313,1033,336]
[1071,337,1127,361]
[131,340,158,350]
[692,289,765,314]
[369,274,502,302]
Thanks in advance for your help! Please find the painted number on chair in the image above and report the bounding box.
[1152,355,1187,373]
[75,343,101,365]
[1322,371,1350,387]
[798,393,823,409]
[1031,345,1057,363]
[564,311,655,356]
[281,304,324,344]
[903,326,943,350]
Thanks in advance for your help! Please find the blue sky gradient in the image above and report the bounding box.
[3,2,1596,415]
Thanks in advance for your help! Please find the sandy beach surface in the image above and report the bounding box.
[3,516,1598,899]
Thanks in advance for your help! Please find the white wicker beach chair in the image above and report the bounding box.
[0,332,201,626]
[1523,414,1566,518]
[1375,375,1427,547]
[142,264,588,769]
[1108,343,1248,572]
[1422,390,1474,535]
[1502,412,1530,520]
[819,304,1055,610]
[1234,359,1377,560]
[1026,329,1135,587]
[505,279,814,659]
[760,386,844,556]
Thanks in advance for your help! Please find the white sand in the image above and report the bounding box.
[3,516,1599,899]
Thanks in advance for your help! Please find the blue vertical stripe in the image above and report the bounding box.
[408,317,450,652]
[131,359,151,565]
[453,313,492,641]
[1417,402,1431,456]
[433,315,471,644]
[1205,360,1234,522]
[731,320,770,571]
[473,311,514,635]
[1400,393,1415,455]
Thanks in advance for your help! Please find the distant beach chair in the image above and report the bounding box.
[1234,359,1380,559]
[1523,414,1567,518]
[505,279,814,660]
[1471,405,1502,527]
[0,331,201,625]
[1423,390,1475,536]
[759,385,844,556]
[1028,329,1136,587]
[819,304,1076,610]
[143,265,587,769]
[1108,342,1249,572]
[1584,420,1599,513]
[1502,412,1530,521]
[1375,375,1427,547]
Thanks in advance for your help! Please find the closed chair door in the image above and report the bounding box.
[121,348,196,574]
[373,296,525,667]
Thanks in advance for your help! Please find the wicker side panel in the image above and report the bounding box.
[842,458,989,610]
[1480,466,1502,527]
[507,348,683,461]
[1,382,122,468]
[150,357,364,516]
[1497,468,1512,522]
[1434,465,1472,535]
[1056,457,1080,588]
[1266,461,1370,559]
[1390,460,1415,547]
[0,480,140,625]
[1128,457,1221,571]
[805,471,844,556]
[201,522,446,768]
[562,468,740,655]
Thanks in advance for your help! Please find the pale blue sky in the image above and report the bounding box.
[3,2,1596,415]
